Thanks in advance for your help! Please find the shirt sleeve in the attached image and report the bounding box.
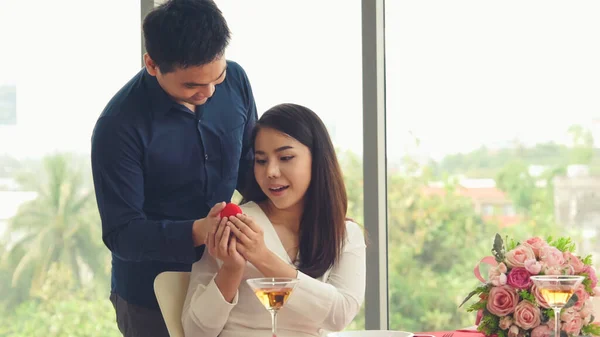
[182,255,238,337]
[91,117,197,263]
[283,221,366,331]
[236,65,258,194]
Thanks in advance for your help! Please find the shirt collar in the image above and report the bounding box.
[142,68,181,116]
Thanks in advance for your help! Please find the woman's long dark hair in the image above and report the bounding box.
[241,103,348,278]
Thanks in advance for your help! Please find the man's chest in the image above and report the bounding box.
[142,102,247,196]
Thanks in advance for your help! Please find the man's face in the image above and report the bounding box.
[144,54,227,108]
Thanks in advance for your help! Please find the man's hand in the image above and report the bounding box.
[192,202,226,246]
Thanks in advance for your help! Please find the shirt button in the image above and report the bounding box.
[205,154,208,160]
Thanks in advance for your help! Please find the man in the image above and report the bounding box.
[91,0,257,335]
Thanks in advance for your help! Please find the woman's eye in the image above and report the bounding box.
[255,159,267,164]
[281,156,294,161]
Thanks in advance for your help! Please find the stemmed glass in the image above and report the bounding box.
[246,277,300,337]
[530,275,584,337]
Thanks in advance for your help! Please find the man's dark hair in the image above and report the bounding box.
[143,0,231,73]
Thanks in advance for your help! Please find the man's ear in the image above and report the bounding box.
[144,53,159,76]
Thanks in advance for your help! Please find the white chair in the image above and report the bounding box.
[154,271,191,337]
[328,331,414,337]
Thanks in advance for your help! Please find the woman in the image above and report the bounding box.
[181,103,366,337]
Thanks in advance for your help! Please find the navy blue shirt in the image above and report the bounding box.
[91,61,257,309]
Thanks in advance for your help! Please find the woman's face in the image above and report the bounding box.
[253,127,312,212]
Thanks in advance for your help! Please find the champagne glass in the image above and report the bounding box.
[246,277,299,337]
[530,275,584,337]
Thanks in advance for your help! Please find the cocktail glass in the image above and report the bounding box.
[530,275,584,337]
[246,277,300,337]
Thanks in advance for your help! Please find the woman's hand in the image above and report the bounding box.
[206,217,246,270]
[226,214,270,264]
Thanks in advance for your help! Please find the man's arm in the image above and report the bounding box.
[235,67,258,194]
[91,117,216,263]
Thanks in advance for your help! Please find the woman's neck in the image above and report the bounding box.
[259,200,303,233]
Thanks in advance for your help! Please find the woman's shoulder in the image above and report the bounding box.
[343,219,366,247]
[240,201,262,216]
[239,201,271,230]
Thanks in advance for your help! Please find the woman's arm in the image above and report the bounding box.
[228,216,366,332]
[181,219,247,337]
[283,221,366,331]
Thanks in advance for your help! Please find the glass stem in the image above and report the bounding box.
[553,308,560,337]
[270,309,278,337]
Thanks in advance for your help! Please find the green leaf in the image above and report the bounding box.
[581,321,600,336]
[518,290,535,303]
[582,278,593,294]
[506,238,519,251]
[478,312,500,337]
[548,237,575,252]
[492,233,505,263]
[581,254,593,266]
[466,301,487,312]
[459,284,489,308]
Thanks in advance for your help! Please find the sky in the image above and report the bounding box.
[1,0,599,162]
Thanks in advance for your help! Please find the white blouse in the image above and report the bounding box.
[181,201,366,337]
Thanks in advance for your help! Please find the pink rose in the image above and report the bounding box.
[531,285,550,309]
[563,251,586,274]
[489,262,508,277]
[562,314,583,336]
[583,265,598,288]
[508,325,520,337]
[580,303,593,325]
[546,317,557,332]
[542,264,564,275]
[540,246,565,267]
[572,284,589,310]
[524,258,542,275]
[513,300,541,330]
[506,245,536,268]
[523,237,547,257]
[487,285,520,316]
[499,316,514,330]
[507,267,533,290]
[491,273,507,286]
[561,307,577,323]
[489,262,508,286]
[531,324,552,337]
[593,286,600,296]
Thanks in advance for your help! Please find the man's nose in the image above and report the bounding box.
[198,84,215,98]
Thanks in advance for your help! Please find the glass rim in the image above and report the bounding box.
[530,275,585,280]
[246,277,300,285]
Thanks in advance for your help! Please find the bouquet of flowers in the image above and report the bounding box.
[460,234,600,337]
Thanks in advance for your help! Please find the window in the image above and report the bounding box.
[0,0,140,334]
[482,204,494,216]
[218,0,365,329]
[385,0,600,331]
